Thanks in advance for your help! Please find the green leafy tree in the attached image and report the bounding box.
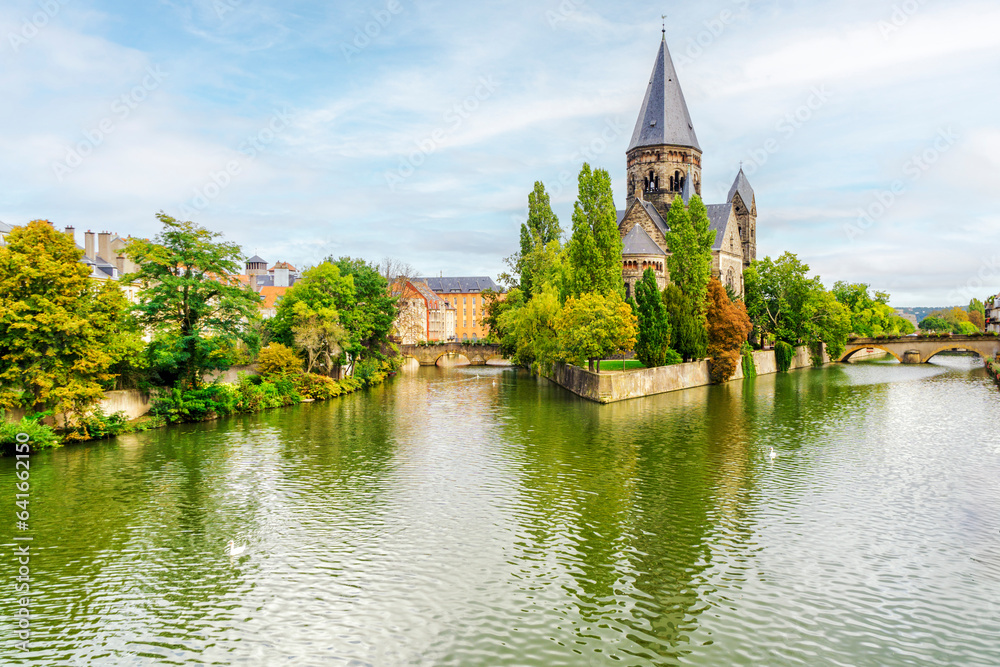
[633,268,672,368]
[126,214,261,388]
[499,284,562,372]
[919,316,952,332]
[272,263,355,373]
[831,282,914,337]
[256,343,302,379]
[329,257,397,361]
[557,292,637,372]
[744,252,816,344]
[663,194,714,359]
[705,277,753,383]
[0,221,133,415]
[568,164,622,297]
[519,182,562,298]
[662,284,708,361]
[801,288,852,361]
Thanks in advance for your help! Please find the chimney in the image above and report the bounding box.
[116,255,125,275]
[274,266,289,288]
[98,231,111,262]
[250,273,258,292]
[64,226,75,243]
[84,230,95,259]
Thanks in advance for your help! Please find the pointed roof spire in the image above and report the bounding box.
[628,34,701,152]
[727,167,755,205]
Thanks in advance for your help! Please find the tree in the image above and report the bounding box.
[329,256,397,361]
[662,284,708,361]
[568,164,622,297]
[272,263,355,373]
[519,182,562,298]
[256,343,303,379]
[500,285,562,372]
[633,268,672,368]
[705,278,753,383]
[831,281,914,337]
[744,252,816,345]
[969,298,986,331]
[663,194,714,360]
[801,288,852,361]
[0,221,133,416]
[557,292,637,373]
[126,214,261,388]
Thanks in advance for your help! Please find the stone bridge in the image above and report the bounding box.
[400,343,510,366]
[840,335,1000,364]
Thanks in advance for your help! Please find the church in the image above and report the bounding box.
[617,33,757,299]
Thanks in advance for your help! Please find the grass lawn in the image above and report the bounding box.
[597,359,646,372]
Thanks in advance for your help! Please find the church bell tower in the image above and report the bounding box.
[625,32,702,218]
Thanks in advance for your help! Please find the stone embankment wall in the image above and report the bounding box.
[6,389,153,424]
[548,345,831,404]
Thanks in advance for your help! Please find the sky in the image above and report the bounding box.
[1,0,998,306]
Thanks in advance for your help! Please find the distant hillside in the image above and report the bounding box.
[893,307,959,323]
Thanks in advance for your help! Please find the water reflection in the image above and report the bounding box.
[1,357,999,665]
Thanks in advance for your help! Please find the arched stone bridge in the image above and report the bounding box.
[840,335,1000,364]
[400,343,510,366]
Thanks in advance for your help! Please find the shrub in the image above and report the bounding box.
[295,373,342,400]
[63,408,131,442]
[1,413,61,456]
[775,341,794,372]
[741,343,757,378]
[257,343,302,380]
[151,384,237,423]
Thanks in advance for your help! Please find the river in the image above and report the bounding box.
[2,355,1000,666]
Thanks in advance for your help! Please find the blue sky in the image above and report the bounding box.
[1,0,998,306]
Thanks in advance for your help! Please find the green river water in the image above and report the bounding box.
[2,355,1000,666]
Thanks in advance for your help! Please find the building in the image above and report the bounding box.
[617,33,757,299]
[418,276,500,341]
[395,280,457,344]
[238,255,302,318]
[986,294,1000,334]
[0,219,12,246]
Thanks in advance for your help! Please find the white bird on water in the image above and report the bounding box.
[769,447,778,460]
[227,540,247,557]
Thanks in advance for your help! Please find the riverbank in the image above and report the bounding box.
[546,345,832,403]
[1,366,395,454]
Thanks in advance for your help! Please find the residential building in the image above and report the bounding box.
[0,219,12,246]
[986,294,1000,334]
[236,256,302,318]
[418,276,500,341]
[617,34,757,299]
[395,280,456,344]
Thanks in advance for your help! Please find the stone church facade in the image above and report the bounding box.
[618,34,757,300]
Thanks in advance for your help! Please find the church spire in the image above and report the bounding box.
[627,35,700,152]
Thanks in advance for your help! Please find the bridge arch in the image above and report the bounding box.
[840,344,902,363]
[922,344,989,363]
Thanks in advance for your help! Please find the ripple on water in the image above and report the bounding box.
[1,361,999,665]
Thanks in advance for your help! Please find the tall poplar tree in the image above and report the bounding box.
[519,181,561,298]
[662,194,714,361]
[568,163,623,297]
